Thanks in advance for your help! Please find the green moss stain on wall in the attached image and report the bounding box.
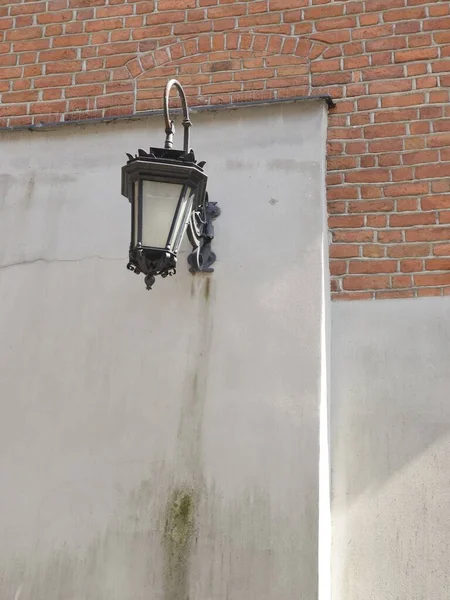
[163,488,196,600]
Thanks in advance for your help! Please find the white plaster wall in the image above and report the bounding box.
[331,298,450,600]
[0,101,329,600]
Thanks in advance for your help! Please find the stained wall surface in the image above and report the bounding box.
[331,298,450,600]
[0,101,329,600]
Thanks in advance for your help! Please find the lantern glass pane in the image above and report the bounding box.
[132,180,139,246]
[168,186,195,253]
[141,180,183,248]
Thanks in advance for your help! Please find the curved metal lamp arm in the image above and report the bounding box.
[163,79,191,154]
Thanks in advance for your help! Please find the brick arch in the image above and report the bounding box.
[123,33,327,112]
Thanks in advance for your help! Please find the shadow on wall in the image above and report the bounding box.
[331,298,450,508]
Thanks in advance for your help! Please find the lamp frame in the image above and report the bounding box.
[121,79,220,290]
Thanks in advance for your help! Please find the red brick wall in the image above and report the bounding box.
[1,0,450,300]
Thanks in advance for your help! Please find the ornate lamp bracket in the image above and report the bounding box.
[163,78,220,275]
[187,194,221,273]
[163,78,192,155]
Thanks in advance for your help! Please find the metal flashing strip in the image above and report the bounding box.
[0,95,336,134]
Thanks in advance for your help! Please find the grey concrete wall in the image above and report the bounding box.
[331,298,450,600]
[0,101,329,599]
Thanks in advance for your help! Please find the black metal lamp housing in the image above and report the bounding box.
[121,79,220,290]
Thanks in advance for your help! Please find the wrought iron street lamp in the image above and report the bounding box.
[121,79,220,290]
